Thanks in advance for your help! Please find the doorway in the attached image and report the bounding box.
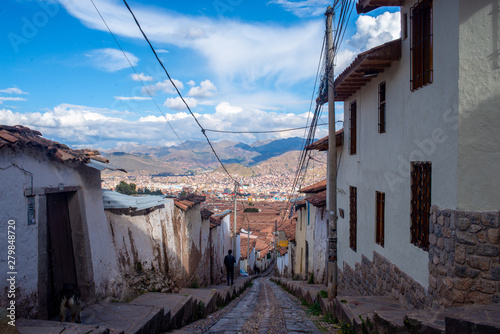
[46,192,78,319]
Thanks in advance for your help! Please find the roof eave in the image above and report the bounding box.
[333,38,402,102]
[356,0,402,14]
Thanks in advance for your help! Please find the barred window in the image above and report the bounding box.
[411,162,431,250]
[349,101,357,155]
[378,82,386,133]
[403,12,408,40]
[376,191,385,247]
[411,0,433,91]
[349,186,357,251]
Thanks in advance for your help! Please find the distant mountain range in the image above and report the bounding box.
[102,137,308,175]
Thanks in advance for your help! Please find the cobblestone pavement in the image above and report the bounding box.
[170,277,323,334]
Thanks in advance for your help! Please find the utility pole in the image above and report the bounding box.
[325,5,338,300]
[247,216,250,273]
[274,219,278,270]
[233,182,238,254]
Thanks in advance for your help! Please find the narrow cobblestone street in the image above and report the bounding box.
[170,277,324,334]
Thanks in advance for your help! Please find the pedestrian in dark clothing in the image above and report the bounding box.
[224,250,236,285]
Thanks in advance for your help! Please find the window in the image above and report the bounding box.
[410,162,432,250]
[349,186,357,251]
[378,82,386,133]
[376,192,385,247]
[411,0,433,91]
[349,101,357,155]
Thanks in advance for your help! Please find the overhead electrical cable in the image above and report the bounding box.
[90,0,206,171]
[204,123,329,134]
[121,0,238,185]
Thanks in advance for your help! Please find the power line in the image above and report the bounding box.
[121,0,238,185]
[89,0,206,171]
[204,123,329,134]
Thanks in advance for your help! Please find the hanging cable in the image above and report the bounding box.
[90,0,206,171]
[121,0,238,185]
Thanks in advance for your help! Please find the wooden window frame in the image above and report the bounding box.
[410,0,433,91]
[349,101,357,155]
[378,82,386,133]
[376,191,385,247]
[410,162,432,251]
[349,186,357,251]
[403,12,408,40]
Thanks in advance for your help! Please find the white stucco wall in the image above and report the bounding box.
[305,202,316,276]
[337,0,462,288]
[0,148,120,316]
[457,0,500,210]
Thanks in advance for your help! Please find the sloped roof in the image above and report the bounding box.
[356,0,402,14]
[179,193,206,204]
[305,190,327,208]
[200,208,213,220]
[0,125,109,165]
[306,129,344,151]
[210,209,232,228]
[174,199,195,211]
[299,179,327,194]
[103,190,170,212]
[333,39,401,101]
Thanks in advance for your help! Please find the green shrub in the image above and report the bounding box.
[308,273,314,284]
[319,290,328,298]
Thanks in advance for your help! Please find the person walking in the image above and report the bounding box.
[224,250,236,286]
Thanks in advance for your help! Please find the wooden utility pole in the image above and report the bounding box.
[233,182,238,254]
[325,5,338,300]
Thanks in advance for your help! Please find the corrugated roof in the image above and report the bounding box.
[356,0,402,14]
[103,190,170,212]
[305,129,344,151]
[0,124,111,167]
[299,179,327,194]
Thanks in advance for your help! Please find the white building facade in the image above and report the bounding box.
[335,0,500,309]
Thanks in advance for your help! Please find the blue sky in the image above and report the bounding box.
[0,0,400,149]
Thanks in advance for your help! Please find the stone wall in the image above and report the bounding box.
[428,206,500,308]
[338,251,429,310]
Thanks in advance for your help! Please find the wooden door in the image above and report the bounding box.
[46,192,78,318]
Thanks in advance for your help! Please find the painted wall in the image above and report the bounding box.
[457,0,500,210]
[305,202,317,277]
[337,0,462,288]
[312,206,328,284]
[294,206,307,278]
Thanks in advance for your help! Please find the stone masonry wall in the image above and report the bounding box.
[428,206,500,308]
[338,251,429,310]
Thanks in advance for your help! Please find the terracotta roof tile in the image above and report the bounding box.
[305,190,327,207]
[306,129,344,151]
[0,125,108,165]
[299,179,327,194]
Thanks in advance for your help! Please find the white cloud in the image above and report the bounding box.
[0,97,27,104]
[58,1,324,86]
[114,96,152,101]
[187,80,217,98]
[130,72,153,82]
[267,0,331,17]
[142,79,184,95]
[86,48,139,72]
[0,87,28,95]
[187,80,196,86]
[156,49,169,53]
[349,11,401,51]
[0,101,333,147]
[164,97,197,111]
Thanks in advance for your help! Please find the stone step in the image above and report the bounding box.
[444,303,500,334]
[131,292,193,331]
[333,295,409,334]
[81,302,163,334]
[16,318,113,334]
